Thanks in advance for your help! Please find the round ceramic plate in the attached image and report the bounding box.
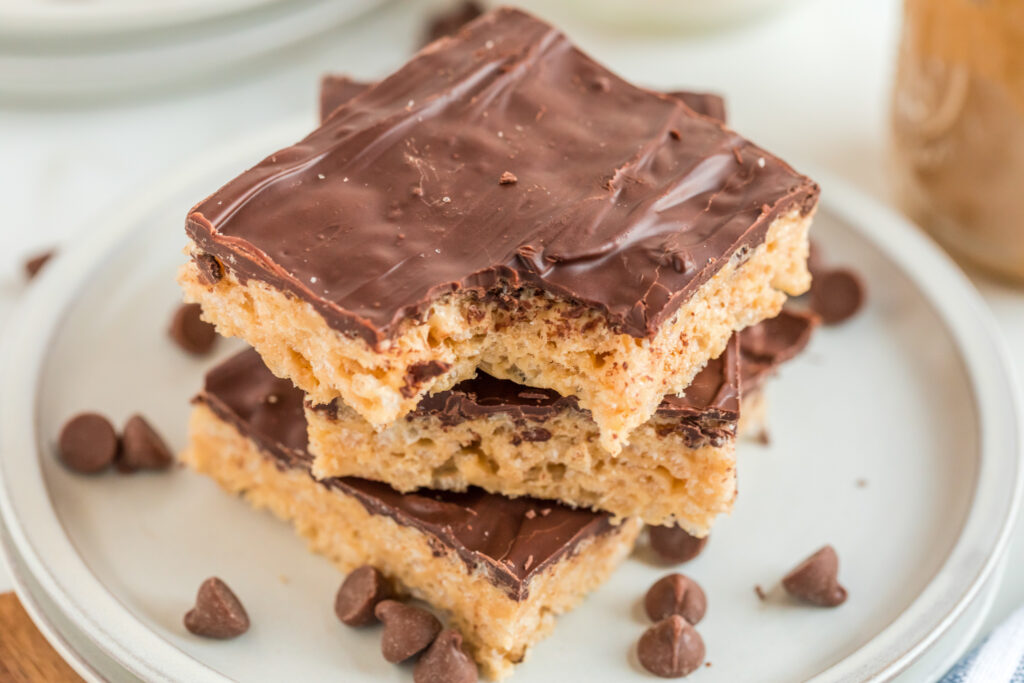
[0,121,1019,682]
[0,500,1007,683]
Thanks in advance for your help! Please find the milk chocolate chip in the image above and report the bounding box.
[782,545,848,607]
[414,629,478,683]
[335,566,392,627]
[649,525,708,564]
[637,615,705,678]
[184,577,250,639]
[810,269,865,325]
[644,574,707,625]
[169,303,217,355]
[374,600,442,663]
[118,414,173,472]
[58,413,118,474]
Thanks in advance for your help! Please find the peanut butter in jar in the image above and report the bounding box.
[892,0,1024,281]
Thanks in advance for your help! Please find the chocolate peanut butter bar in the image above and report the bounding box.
[306,310,816,532]
[179,8,817,453]
[184,350,640,679]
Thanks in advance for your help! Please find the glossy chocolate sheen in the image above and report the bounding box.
[197,349,614,600]
[319,76,727,126]
[187,8,818,348]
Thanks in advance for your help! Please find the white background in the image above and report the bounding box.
[2,0,1023,648]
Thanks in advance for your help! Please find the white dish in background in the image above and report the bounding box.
[0,0,286,39]
[0,0,388,99]
[0,121,1019,681]
[509,0,810,33]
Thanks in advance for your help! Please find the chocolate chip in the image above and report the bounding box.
[782,545,847,607]
[374,600,442,663]
[648,525,708,564]
[335,566,392,627]
[644,574,707,625]
[169,303,217,355]
[423,0,483,45]
[637,615,705,678]
[24,249,55,280]
[194,253,224,285]
[58,413,118,474]
[414,629,478,683]
[184,577,250,639]
[117,415,173,472]
[809,269,864,325]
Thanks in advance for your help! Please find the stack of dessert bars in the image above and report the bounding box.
[179,8,818,679]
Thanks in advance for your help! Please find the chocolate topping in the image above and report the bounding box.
[188,8,818,349]
[319,79,726,126]
[669,91,727,123]
[197,349,615,601]
[317,75,374,124]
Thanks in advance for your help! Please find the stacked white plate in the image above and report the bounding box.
[0,120,1020,681]
[0,0,387,98]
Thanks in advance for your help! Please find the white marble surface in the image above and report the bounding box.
[1,0,1022,655]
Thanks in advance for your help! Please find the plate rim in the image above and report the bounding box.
[0,123,1019,682]
[803,165,1023,681]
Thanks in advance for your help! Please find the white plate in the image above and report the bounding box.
[1,503,1007,683]
[0,513,137,683]
[0,121,1020,682]
[0,491,1006,683]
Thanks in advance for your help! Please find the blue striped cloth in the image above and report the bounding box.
[941,606,1024,682]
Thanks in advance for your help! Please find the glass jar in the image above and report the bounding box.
[891,0,1024,281]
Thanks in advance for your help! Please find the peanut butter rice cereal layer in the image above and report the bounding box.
[179,8,817,453]
[307,310,816,531]
[185,350,638,680]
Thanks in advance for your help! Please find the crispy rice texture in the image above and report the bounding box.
[183,405,640,679]
[306,402,737,533]
[179,207,811,453]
